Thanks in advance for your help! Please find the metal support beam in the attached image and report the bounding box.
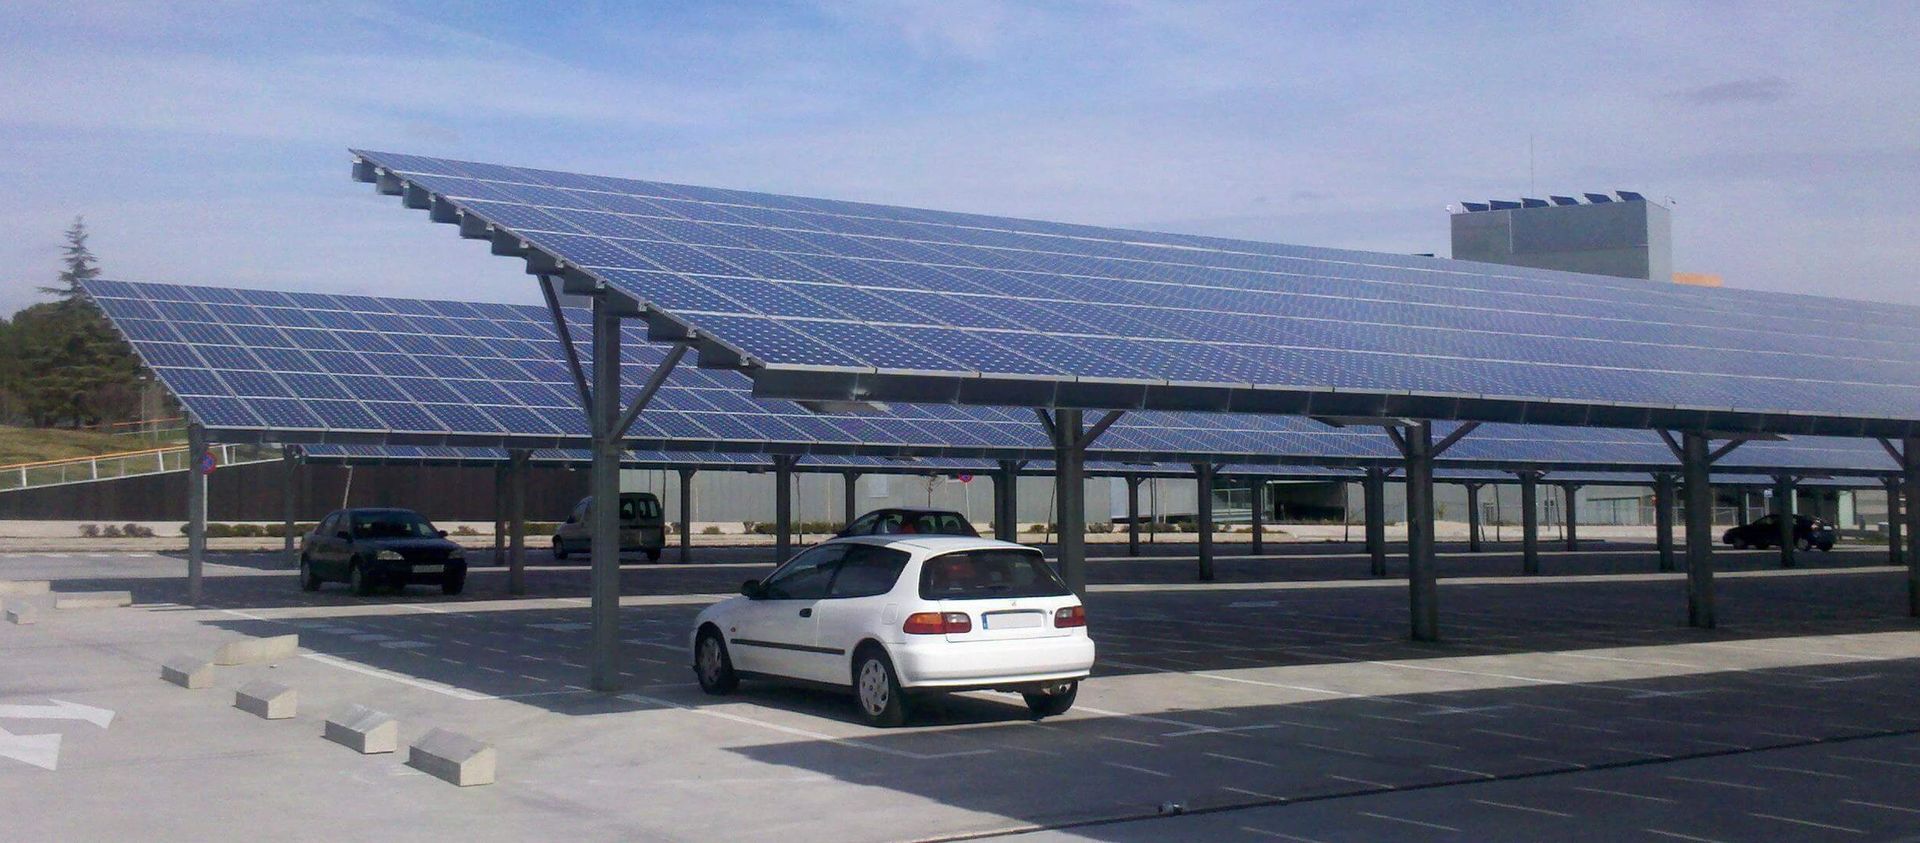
[186,423,207,605]
[1654,473,1677,573]
[491,462,507,572]
[1774,474,1797,568]
[1194,463,1217,582]
[281,446,298,569]
[1465,483,1483,553]
[842,471,859,530]
[1885,477,1904,569]
[1403,422,1439,641]
[995,460,1020,542]
[1249,476,1266,556]
[1905,436,1920,617]
[677,467,695,563]
[1562,483,1581,551]
[1364,467,1387,577]
[1052,409,1088,594]
[1125,474,1143,557]
[1736,490,1750,526]
[538,274,593,415]
[610,343,687,442]
[774,455,796,564]
[1683,432,1715,628]
[1519,471,1540,575]
[508,449,528,594]
[587,292,624,692]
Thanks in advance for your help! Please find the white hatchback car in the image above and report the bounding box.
[689,535,1095,726]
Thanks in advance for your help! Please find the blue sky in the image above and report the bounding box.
[3,1,1916,316]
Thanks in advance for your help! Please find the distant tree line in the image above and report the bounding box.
[0,218,154,428]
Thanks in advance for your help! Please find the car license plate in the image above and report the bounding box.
[984,611,1043,629]
[412,565,444,574]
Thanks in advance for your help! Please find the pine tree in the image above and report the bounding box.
[39,216,99,300]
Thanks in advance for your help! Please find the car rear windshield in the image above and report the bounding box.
[874,511,977,537]
[350,511,438,539]
[919,549,1070,600]
[619,494,662,521]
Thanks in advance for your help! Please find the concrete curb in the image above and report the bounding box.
[324,704,398,754]
[4,601,37,625]
[161,655,213,689]
[54,591,133,609]
[234,680,296,719]
[407,728,495,786]
[214,634,300,665]
[0,580,50,596]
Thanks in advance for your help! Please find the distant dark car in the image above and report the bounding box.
[837,507,979,539]
[300,508,468,596]
[1722,514,1835,552]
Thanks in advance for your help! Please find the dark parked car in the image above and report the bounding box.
[836,507,979,539]
[1722,514,1835,552]
[300,508,468,596]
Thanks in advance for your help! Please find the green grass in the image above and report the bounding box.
[0,425,185,467]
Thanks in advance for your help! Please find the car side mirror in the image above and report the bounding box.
[335,530,351,541]
[740,579,764,599]
[565,515,577,524]
[438,530,449,538]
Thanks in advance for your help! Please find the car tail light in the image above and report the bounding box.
[904,612,972,634]
[1055,606,1086,628]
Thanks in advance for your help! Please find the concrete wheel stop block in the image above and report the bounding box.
[215,634,300,665]
[0,580,50,596]
[162,655,214,689]
[235,680,297,719]
[408,728,496,786]
[325,704,399,754]
[54,591,133,610]
[4,601,36,625]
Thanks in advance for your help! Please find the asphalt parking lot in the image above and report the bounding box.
[3,543,1918,842]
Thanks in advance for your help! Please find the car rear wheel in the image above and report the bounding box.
[1730,536,1749,549]
[1023,680,1079,719]
[349,561,376,597]
[1795,537,1811,552]
[299,556,321,592]
[441,572,466,596]
[644,548,662,563]
[552,537,569,560]
[694,629,738,695]
[853,648,908,727]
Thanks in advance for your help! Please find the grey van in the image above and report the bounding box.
[553,493,666,562]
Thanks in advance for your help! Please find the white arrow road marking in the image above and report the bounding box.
[0,700,114,729]
[0,724,61,770]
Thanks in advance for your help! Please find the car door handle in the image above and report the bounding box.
[798,608,812,618]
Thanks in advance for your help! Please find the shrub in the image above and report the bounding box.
[701,525,723,535]
[79,524,100,538]
[101,524,124,538]
[453,525,481,536]
[123,523,155,538]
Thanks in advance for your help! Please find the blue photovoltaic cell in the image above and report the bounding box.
[348,150,1920,425]
[83,280,1901,475]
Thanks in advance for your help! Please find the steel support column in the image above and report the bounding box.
[587,293,624,692]
[1654,473,1677,573]
[1465,483,1483,553]
[1683,432,1715,628]
[281,445,298,569]
[186,423,207,605]
[994,460,1020,543]
[677,467,695,562]
[1519,471,1540,575]
[1885,478,1904,568]
[1194,463,1216,582]
[1404,422,1438,641]
[841,471,859,529]
[1905,436,1920,617]
[1364,467,1387,577]
[491,462,507,571]
[508,449,528,594]
[1125,474,1143,557]
[1562,483,1581,551]
[1773,474,1796,568]
[1249,476,1266,556]
[1736,491,1750,526]
[1052,409,1087,595]
[774,456,796,564]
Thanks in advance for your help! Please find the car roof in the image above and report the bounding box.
[867,506,967,515]
[828,535,1032,554]
[340,507,421,516]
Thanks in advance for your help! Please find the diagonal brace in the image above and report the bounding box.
[1706,438,1748,465]
[539,274,593,415]
[1080,410,1126,449]
[1432,421,1480,458]
[611,343,689,442]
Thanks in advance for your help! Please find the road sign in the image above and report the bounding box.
[197,450,217,475]
[958,474,973,484]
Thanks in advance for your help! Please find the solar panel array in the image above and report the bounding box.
[86,280,1897,475]
[352,150,1920,426]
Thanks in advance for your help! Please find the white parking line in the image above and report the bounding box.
[1645,829,1728,843]
[1103,761,1171,778]
[1841,799,1920,815]
[1570,786,1675,804]
[1357,812,1459,833]
[1470,798,1574,818]
[1665,774,1766,791]
[614,692,992,760]
[1752,763,1850,780]
[1748,812,1864,834]
[301,653,494,701]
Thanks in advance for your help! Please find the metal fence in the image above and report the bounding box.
[0,443,277,492]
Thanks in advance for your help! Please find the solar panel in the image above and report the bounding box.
[1583,192,1614,203]
[85,280,1899,476]
[1616,190,1647,202]
[350,151,1920,437]
[1460,202,1491,212]
[1488,199,1523,210]
[1549,196,1580,206]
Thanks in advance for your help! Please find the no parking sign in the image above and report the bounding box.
[197,450,218,475]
